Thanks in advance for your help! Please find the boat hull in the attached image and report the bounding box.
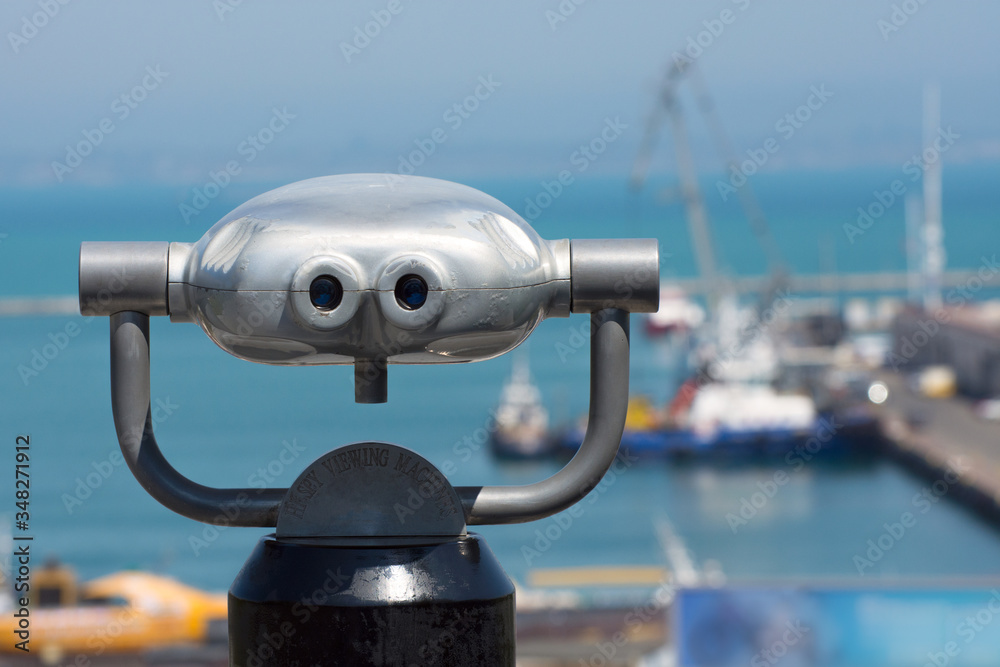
[554,411,882,461]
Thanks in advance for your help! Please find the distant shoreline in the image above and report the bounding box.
[0,296,78,317]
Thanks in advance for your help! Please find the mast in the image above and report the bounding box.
[922,82,944,312]
[905,193,924,304]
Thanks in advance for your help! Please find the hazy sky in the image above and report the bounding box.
[2,1,998,185]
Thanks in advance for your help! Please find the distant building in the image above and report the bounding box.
[892,304,1000,398]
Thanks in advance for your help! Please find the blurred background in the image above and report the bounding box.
[2,1,1000,665]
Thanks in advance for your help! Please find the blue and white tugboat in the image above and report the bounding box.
[490,356,555,459]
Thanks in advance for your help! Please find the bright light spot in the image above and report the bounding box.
[868,382,889,404]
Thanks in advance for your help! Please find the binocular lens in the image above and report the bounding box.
[395,275,428,310]
[309,275,343,311]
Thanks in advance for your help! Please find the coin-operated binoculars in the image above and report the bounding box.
[79,174,658,665]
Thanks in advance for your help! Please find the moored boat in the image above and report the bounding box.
[490,356,556,459]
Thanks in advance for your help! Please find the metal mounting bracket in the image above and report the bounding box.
[109,308,629,527]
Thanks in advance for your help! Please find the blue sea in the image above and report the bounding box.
[3,165,1000,594]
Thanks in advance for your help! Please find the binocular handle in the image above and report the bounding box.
[457,308,629,524]
[108,308,630,527]
[110,312,285,526]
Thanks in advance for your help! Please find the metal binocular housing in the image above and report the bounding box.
[81,174,657,401]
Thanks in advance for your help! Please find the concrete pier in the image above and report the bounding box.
[874,371,1000,523]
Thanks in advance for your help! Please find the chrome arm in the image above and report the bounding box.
[110,311,284,526]
[458,308,630,525]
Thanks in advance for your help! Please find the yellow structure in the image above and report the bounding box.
[1,567,227,658]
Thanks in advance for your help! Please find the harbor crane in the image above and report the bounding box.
[630,58,788,318]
